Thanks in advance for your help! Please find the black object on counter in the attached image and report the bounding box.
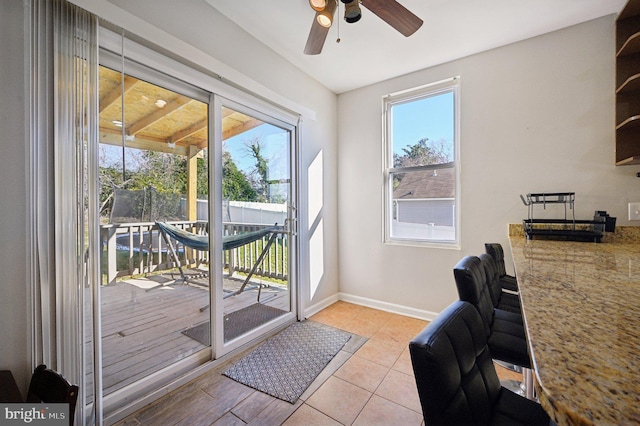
[520,193,615,243]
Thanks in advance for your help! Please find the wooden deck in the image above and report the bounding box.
[96,270,289,396]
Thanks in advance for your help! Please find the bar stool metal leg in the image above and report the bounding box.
[524,368,535,400]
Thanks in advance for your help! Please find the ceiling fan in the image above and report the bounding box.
[304,0,423,55]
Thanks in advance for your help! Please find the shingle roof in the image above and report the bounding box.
[392,165,455,199]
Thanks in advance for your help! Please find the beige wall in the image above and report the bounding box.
[337,16,640,317]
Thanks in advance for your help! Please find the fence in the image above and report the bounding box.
[101,221,288,284]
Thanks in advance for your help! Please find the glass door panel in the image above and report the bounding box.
[219,105,294,344]
[98,64,210,397]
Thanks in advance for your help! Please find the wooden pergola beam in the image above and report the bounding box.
[186,145,199,223]
[99,76,138,113]
[127,96,192,136]
[100,127,188,156]
[222,118,263,140]
[170,118,207,144]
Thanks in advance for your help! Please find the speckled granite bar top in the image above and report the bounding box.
[509,235,640,426]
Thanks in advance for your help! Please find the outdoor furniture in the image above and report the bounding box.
[156,221,284,304]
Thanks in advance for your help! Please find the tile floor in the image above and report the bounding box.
[114,300,521,426]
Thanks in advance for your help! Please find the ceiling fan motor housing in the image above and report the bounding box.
[342,0,362,23]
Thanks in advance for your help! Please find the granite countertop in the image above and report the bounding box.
[509,235,640,426]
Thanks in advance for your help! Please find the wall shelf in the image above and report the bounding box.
[618,31,640,57]
[616,0,640,165]
[616,155,640,165]
[617,73,640,93]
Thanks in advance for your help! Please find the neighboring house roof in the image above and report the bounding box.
[393,165,455,200]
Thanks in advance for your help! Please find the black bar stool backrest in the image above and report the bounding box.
[410,301,500,425]
[485,243,508,277]
[479,253,503,307]
[410,301,550,426]
[453,255,494,337]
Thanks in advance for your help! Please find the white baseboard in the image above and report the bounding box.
[303,292,439,322]
[303,293,340,319]
[339,293,439,321]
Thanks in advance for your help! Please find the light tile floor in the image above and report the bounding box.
[114,300,521,425]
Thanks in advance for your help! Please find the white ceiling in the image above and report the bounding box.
[206,0,625,94]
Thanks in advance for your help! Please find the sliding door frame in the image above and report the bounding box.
[94,25,301,423]
[210,95,299,359]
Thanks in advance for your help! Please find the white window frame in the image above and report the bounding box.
[383,77,461,249]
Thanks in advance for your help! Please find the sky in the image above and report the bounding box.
[224,123,289,180]
[391,90,454,160]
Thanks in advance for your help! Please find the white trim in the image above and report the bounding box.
[338,293,439,322]
[385,76,459,101]
[304,293,439,322]
[303,294,340,319]
[383,77,461,248]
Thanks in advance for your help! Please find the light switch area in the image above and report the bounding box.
[629,203,640,220]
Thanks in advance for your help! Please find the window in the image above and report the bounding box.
[383,77,460,247]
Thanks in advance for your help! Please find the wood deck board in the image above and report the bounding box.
[94,271,289,396]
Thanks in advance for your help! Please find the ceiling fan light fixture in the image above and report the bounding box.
[344,1,361,23]
[317,13,332,27]
[309,0,326,12]
[316,0,336,28]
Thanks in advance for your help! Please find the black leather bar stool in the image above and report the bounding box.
[478,253,534,396]
[485,243,518,293]
[409,300,550,426]
[453,255,530,369]
[479,253,521,314]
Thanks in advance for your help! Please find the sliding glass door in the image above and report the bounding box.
[212,99,297,356]
[97,54,212,404]
[89,33,299,419]
[37,8,301,423]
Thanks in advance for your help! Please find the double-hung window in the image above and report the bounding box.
[383,77,460,247]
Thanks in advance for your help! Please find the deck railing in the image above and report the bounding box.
[101,221,288,284]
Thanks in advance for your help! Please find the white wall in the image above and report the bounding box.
[337,16,640,318]
[0,0,29,389]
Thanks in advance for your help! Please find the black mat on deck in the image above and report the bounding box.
[181,303,287,345]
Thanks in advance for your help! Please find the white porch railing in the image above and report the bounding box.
[100,221,288,284]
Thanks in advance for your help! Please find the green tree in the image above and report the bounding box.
[196,157,209,198]
[128,150,187,194]
[222,151,256,201]
[392,138,452,189]
[245,138,269,202]
[393,138,451,168]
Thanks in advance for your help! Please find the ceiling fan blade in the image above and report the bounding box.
[361,0,423,37]
[304,16,330,55]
